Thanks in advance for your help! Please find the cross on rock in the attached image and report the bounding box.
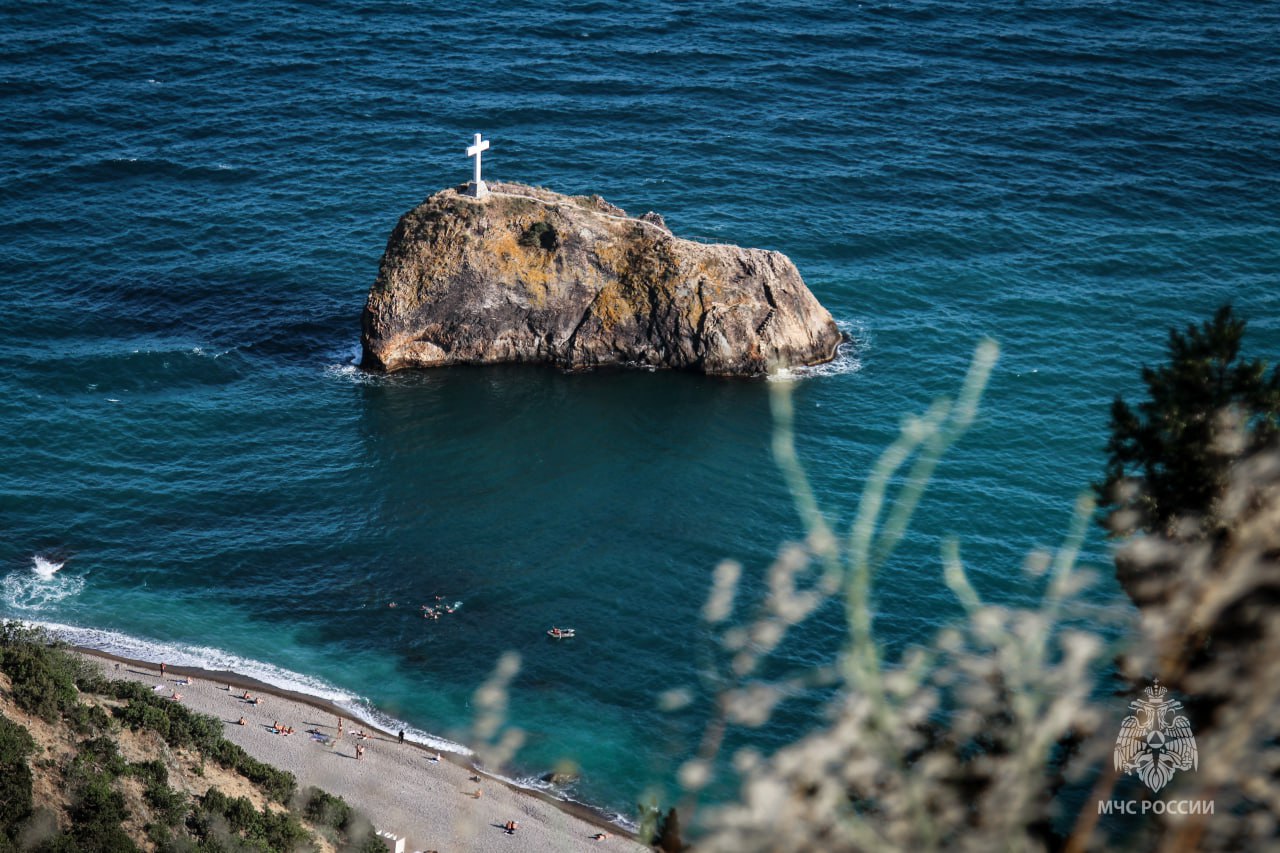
[466,133,490,198]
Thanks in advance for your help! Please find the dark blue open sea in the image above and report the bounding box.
[3,0,1277,829]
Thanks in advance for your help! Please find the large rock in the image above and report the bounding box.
[360,182,842,376]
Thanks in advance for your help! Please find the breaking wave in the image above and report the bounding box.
[2,555,85,610]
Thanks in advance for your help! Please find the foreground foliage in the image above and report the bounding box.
[662,314,1279,851]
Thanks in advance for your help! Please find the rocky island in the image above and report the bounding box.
[360,182,842,376]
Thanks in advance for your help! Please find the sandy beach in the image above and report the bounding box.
[78,651,647,853]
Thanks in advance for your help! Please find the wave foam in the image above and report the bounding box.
[323,338,380,383]
[331,698,472,757]
[21,620,474,757]
[32,555,64,579]
[1,556,85,610]
[771,318,866,381]
[505,772,639,832]
[29,621,354,700]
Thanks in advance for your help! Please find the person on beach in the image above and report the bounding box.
[356,743,365,760]
[592,831,611,841]
[398,729,404,744]
[238,717,246,726]
[470,788,482,799]
[160,662,166,677]
[171,692,182,702]
[429,752,440,762]
[337,718,343,736]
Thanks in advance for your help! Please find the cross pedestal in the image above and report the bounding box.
[466,133,490,198]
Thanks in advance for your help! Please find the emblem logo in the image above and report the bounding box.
[1114,680,1198,793]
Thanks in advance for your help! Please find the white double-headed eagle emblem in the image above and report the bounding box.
[1113,680,1198,793]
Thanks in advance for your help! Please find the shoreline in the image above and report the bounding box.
[74,646,646,852]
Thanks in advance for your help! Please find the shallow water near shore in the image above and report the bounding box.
[3,0,1278,827]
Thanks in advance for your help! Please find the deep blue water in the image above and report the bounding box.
[3,0,1278,828]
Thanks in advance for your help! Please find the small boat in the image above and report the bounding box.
[547,627,576,639]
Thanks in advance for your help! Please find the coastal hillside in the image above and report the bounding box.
[0,626,383,853]
[361,182,842,375]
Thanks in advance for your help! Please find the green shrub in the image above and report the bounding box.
[0,644,78,723]
[65,702,113,736]
[109,686,224,754]
[128,758,168,788]
[143,781,188,827]
[518,220,559,251]
[61,772,138,852]
[252,808,313,852]
[223,796,257,835]
[193,787,315,852]
[301,787,350,831]
[73,736,127,779]
[299,787,380,853]
[206,740,295,804]
[0,624,107,724]
[0,714,35,839]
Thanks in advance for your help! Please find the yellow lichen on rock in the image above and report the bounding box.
[484,226,554,307]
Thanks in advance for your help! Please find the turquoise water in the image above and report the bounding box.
[3,0,1278,826]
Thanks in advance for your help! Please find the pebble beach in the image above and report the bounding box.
[80,651,646,853]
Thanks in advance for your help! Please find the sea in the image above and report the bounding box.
[2,0,1277,831]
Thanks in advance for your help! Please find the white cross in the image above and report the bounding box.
[466,133,490,197]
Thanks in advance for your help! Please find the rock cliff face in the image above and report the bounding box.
[360,182,842,376]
